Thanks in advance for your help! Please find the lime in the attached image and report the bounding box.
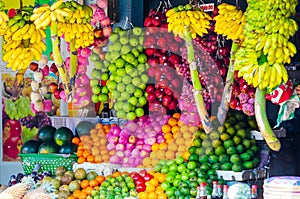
[240,153,251,162]
[250,145,259,153]
[193,137,202,147]
[242,139,251,149]
[217,125,226,133]
[200,132,207,140]
[220,133,231,141]
[200,163,211,172]
[202,139,212,148]
[236,144,245,154]
[232,163,243,172]
[188,153,198,162]
[208,155,219,164]
[212,139,222,148]
[219,154,230,163]
[226,146,237,155]
[209,130,220,140]
[205,147,214,156]
[233,123,242,131]
[230,154,241,164]
[226,127,236,136]
[221,162,232,170]
[199,155,209,163]
[215,146,226,156]
[236,129,247,139]
[246,149,254,157]
[211,163,221,170]
[233,136,242,145]
[253,157,260,167]
[223,139,234,149]
[243,161,254,169]
[188,146,197,154]
[195,147,205,156]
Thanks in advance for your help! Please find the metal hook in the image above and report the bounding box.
[123,16,129,29]
[167,0,172,7]
[156,1,163,13]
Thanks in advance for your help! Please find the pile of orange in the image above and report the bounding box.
[142,113,199,167]
[138,172,167,199]
[74,123,116,164]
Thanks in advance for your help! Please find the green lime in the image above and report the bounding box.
[232,163,243,172]
[233,136,242,145]
[215,146,226,156]
[242,139,251,149]
[218,125,226,133]
[226,127,236,136]
[253,157,260,167]
[236,144,245,154]
[236,129,247,139]
[211,163,221,170]
[188,153,198,162]
[195,147,205,156]
[208,155,219,164]
[209,130,220,140]
[250,145,259,153]
[219,154,230,163]
[220,133,231,141]
[200,132,207,140]
[200,163,211,172]
[246,149,254,157]
[230,154,241,164]
[221,162,232,171]
[205,147,214,156]
[202,139,212,148]
[193,137,202,147]
[226,146,237,155]
[212,139,222,148]
[199,155,209,163]
[223,139,234,149]
[243,161,254,169]
[188,146,197,154]
[240,153,251,162]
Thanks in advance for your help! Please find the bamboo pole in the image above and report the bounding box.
[69,40,78,100]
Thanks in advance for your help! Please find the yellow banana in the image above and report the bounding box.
[281,64,289,82]
[30,46,42,61]
[30,32,37,44]
[287,41,297,55]
[50,0,63,11]
[33,6,49,14]
[2,49,15,62]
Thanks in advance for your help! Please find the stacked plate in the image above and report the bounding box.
[264,176,300,199]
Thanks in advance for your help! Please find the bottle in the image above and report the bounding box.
[217,184,223,199]
[249,184,258,199]
[223,184,229,199]
[211,181,219,199]
[100,103,110,124]
[8,175,16,186]
[196,182,208,199]
[110,106,119,125]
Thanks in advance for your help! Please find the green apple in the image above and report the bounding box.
[107,80,117,91]
[101,72,109,81]
[126,111,136,120]
[138,96,147,106]
[116,68,126,76]
[109,32,119,42]
[121,91,131,100]
[119,29,128,36]
[114,74,122,83]
[116,83,126,92]
[141,74,149,83]
[110,51,120,60]
[135,107,144,117]
[114,26,123,33]
[92,85,101,94]
[112,42,122,51]
[128,96,138,106]
[137,45,144,52]
[91,69,101,79]
[139,36,144,45]
[131,49,140,57]
[137,64,145,73]
[98,94,109,102]
[112,90,121,99]
[90,52,100,62]
[131,59,139,66]
[132,77,142,87]
[90,79,99,87]
[115,58,125,68]
[108,45,114,52]
[123,102,133,112]
[108,63,117,73]
[116,110,126,119]
[101,86,109,94]
[94,61,104,69]
[125,64,134,73]
[124,53,135,63]
[105,52,112,61]
[132,27,142,36]
[126,84,136,94]
[133,88,143,98]
[120,36,129,45]
[91,94,99,103]
[138,53,147,64]
[129,37,139,46]
[129,68,138,77]
[122,75,132,84]
[138,83,146,90]
[121,45,131,54]
[114,101,122,110]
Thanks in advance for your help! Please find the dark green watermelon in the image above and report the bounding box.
[75,121,95,136]
[38,141,59,154]
[37,125,57,142]
[21,140,42,154]
[54,127,74,146]
[58,142,78,154]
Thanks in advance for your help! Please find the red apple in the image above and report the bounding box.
[49,82,58,94]
[155,89,164,98]
[94,29,103,38]
[168,100,177,110]
[4,120,21,137]
[146,85,155,93]
[50,63,58,74]
[29,62,39,71]
[162,95,172,107]
[145,48,157,56]
[53,89,61,99]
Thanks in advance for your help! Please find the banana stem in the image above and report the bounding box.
[255,88,281,151]
[69,40,78,100]
[217,42,239,125]
[185,28,212,134]
[50,23,72,101]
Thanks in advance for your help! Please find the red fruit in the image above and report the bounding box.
[155,89,164,98]
[145,48,157,56]
[219,67,228,77]
[29,62,39,71]
[147,57,159,67]
[223,57,230,66]
[146,85,155,93]
[218,47,230,57]
[139,169,148,177]
[163,87,173,95]
[143,173,153,181]
[136,183,146,192]
[152,18,161,27]
[230,98,239,109]
[171,79,181,88]
[158,53,168,64]
[168,100,177,110]
[248,87,256,98]
[160,23,168,33]
[162,95,172,107]
[169,42,179,53]
[147,26,159,34]
[54,89,61,99]
[144,16,152,27]
[3,137,21,159]
[148,9,156,17]
[144,35,156,47]
[50,63,58,74]
[147,93,156,103]
[159,79,169,88]
[232,84,241,97]
[94,29,103,38]
[234,71,239,80]
[157,37,167,48]
[4,120,21,137]
[8,9,17,18]
[168,54,181,65]
[240,82,249,94]
[49,82,58,94]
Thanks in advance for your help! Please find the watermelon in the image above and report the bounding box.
[21,140,42,154]
[58,142,78,154]
[38,141,59,154]
[54,127,74,146]
[75,121,95,136]
[37,125,57,142]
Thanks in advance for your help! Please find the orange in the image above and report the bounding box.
[155,186,164,195]
[149,178,159,187]
[95,175,105,184]
[112,171,121,178]
[168,118,178,127]
[90,129,97,135]
[82,150,91,158]
[157,193,167,199]
[138,192,148,199]
[161,124,171,133]
[100,138,107,145]
[148,191,158,199]
[146,184,156,192]
[77,157,86,164]
[76,149,84,157]
[84,186,93,195]
[163,132,173,140]
[159,142,168,150]
[94,155,102,163]
[72,190,81,198]
[165,151,175,159]
[72,137,81,145]
[172,112,181,120]
[102,154,110,162]
[171,126,180,134]
[155,173,165,183]
[87,155,95,163]
[151,143,160,151]
[89,179,99,187]
[78,191,87,199]
[80,180,89,189]
[142,157,152,167]
[67,196,76,199]
[188,125,198,133]
[95,123,103,129]
[182,151,190,160]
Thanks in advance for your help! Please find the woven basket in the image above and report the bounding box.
[19,154,78,175]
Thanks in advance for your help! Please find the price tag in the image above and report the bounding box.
[200,3,215,12]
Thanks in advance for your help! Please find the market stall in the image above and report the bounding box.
[0,0,299,198]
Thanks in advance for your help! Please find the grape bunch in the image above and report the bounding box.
[4,96,34,120]
[19,112,51,129]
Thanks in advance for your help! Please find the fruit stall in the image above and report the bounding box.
[0,0,300,198]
